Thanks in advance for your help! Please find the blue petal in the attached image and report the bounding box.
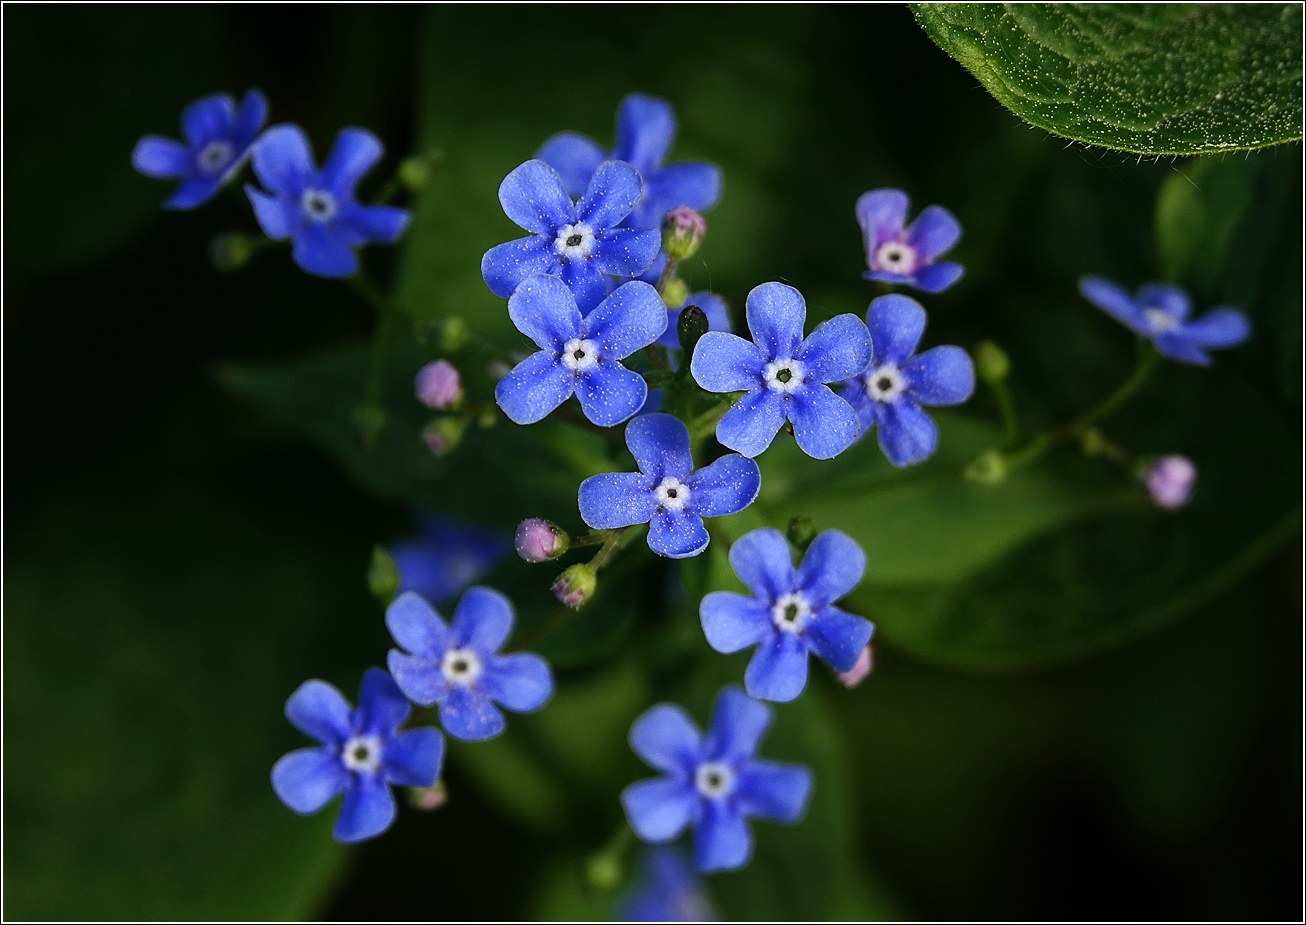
[745,282,806,361]
[626,413,693,481]
[903,345,975,406]
[867,293,926,367]
[648,509,710,559]
[272,747,347,814]
[292,222,357,278]
[855,188,910,250]
[735,760,813,824]
[727,527,795,602]
[385,591,450,657]
[794,314,872,383]
[181,92,235,145]
[579,472,658,529]
[482,236,560,300]
[251,124,315,196]
[590,227,662,277]
[1154,332,1212,366]
[703,686,773,762]
[619,847,713,923]
[576,160,644,229]
[913,261,965,294]
[715,387,785,457]
[583,280,667,357]
[232,88,269,147]
[690,332,765,392]
[285,679,352,746]
[636,388,664,415]
[438,685,506,741]
[905,204,962,259]
[494,350,575,425]
[164,177,223,211]
[863,269,916,286]
[685,454,760,518]
[613,93,677,175]
[482,652,553,712]
[246,185,298,239]
[840,378,878,437]
[744,632,809,702]
[622,777,698,843]
[635,249,668,285]
[1136,281,1192,320]
[642,161,723,219]
[700,592,772,654]
[338,203,410,245]
[789,383,861,459]
[132,136,190,178]
[694,800,752,873]
[561,256,610,315]
[333,774,396,843]
[658,291,732,349]
[498,159,575,234]
[1182,307,1251,348]
[355,667,411,737]
[796,530,866,607]
[629,703,702,775]
[804,605,874,672]
[507,273,582,349]
[875,399,939,467]
[321,127,383,195]
[1078,275,1146,332]
[536,131,606,197]
[386,650,442,707]
[389,516,508,605]
[576,361,648,427]
[383,727,445,788]
[450,586,515,654]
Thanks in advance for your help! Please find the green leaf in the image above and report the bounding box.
[911,4,1304,155]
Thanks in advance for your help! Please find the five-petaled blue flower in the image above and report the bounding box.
[690,282,871,459]
[621,686,813,873]
[537,93,723,230]
[839,294,975,468]
[271,668,444,844]
[245,124,410,278]
[857,188,964,294]
[481,159,661,314]
[388,515,509,605]
[618,847,717,922]
[657,292,732,350]
[132,89,268,210]
[701,528,874,702]
[578,414,760,559]
[1078,276,1252,366]
[495,275,666,427]
[385,587,553,741]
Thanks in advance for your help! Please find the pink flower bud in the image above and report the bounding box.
[1145,455,1196,510]
[836,645,873,688]
[415,360,462,410]
[661,207,707,260]
[515,519,570,562]
[552,564,596,609]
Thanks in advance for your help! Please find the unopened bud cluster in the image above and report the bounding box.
[661,207,706,261]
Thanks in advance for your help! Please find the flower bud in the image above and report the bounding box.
[409,780,447,811]
[398,150,441,191]
[836,645,873,688]
[422,416,465,456]
[677,304,710,355]
[661,277,689,309]
[786,515,816,552]
[209,231,256,273]
[367,544,400,604]
[1144,454,1196,510]
[963,449,1007,485]
[661,207,706,261]
[415,359,463,410]
[587,853,623,890]
[975,341,1010,384]
[552,563,597,609]
[515,518,570,562]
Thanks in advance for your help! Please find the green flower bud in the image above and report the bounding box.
[409,780,447,811]
[661,277,689,309]
[209,232,256,273]
[677,304,710,355]
[586,853,622,891]
[398,150,442,191]
[975,341,1010,385]
[422,415,465,456]
[661,207,706,261]
[367,544,400,604]
[963,449,1008,486]
[552,563,597,609]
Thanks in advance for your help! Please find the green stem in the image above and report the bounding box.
[656,256,680,293]
[1056,342,1160,440]
[990,378,1020,448]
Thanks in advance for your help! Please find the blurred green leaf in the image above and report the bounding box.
[1156,157,1255,289]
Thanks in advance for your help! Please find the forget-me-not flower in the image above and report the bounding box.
[495,275,666,427]
[537,93,723,230]
[271,668,444,843]
[617,847,717,922]
[245,125,410,278]
[578,414,760,559]
[1078,276,1251,365]
[857,188,964,293]
[386,587,553,741]
[657,292,732,351]
[481,159,661,314]
[132,89,268,210]
[387,515,509,605]
[839,294,975,467]
[701,528,873,702]
[621,686,813,873]
[690,282,871,459]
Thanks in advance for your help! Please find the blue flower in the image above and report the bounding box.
[617,847,717,922]
[245,125,410,278]
[385,587,554,741]
[578,414,760,559]
[857,188,964,293]
[621,686,813,873]
[388,515,509,605]
[131,89,268,210]
[839,294,975,467]
[1078,276,1252,366]
[690,282,871,459]
[271,668,444,844]
[495,275,666,427]
[701,529,873,702]
[481,159,661,314]
[537,93,723,230]
[656,292,732,350]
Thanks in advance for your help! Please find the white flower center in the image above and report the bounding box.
[772,591,812,633]
[442,647,483,686]
[196,140,234,176]
[561,338,599,373]
[875,240,918,275]
[763,358,805,394]
[301,188,338,222]
[654,477,691,512]
[1142,308,1179,333]
[865,364,905,402]
[341,735,383,773]
[695,761,735,799]
[554,222,595,260]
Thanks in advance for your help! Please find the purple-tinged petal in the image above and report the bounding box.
[251,124,315,196]
[1181,308,1251,348]
[292,222,357,278]
[450,586,515,654]
[788,383,861,459]
[715,388,786,457]
[690,332,765,392]
[382,727,444,788]
[642,162,723,218]
[507,272,582,350]
[630,703,702,775]
[694,800,752,873]
[232,88,269,146]
[855,188,909,250]
[590,227,662,278]
[583,280,667,358]
[561,256,609,316]
[246,185,299,239]
[867,293,926,367]
[385,591,451,657]
[700,592,773,654]
[735,760,812,824]
[727,527,795,602]
[333,774,396,843]
[744,632,809,703]
[913,261,965,294]
[272,747,347,814]
[613,93,677,175]
[439,685,506,741]
[704,686,773,763]
[626,413,693,481]
[536,131,606,197]
[795,313,872,383]
[576,159,644,229]
[498,159,575,235]
[285,679,352,746]
[876,399,938,468]
[164,177,222,211]
[579,472,659,529]
[905,204,961,259]
[338,203,409,245]
[840,379,879,436]
[321,127,383,195]
[636,249,669,286]
[181,93,235,145]
[576,361,648,427]
[494,350,575,425]
[386,651,442,707]
[1079,275,1146,332]
[1153,333,1212,366]
[804,605,874,672]
[132,136,190,178]
[648,509,710,559]
[659,292,732,349]
[482,236,561,300]
[903,345,975,406]
[745,282,806,361]
[685,454,760,518]
[622,777,697,842]
[356,667,411,737]
[1136,282,1192,321]
[796,530,866,608]
[482,653,553,713]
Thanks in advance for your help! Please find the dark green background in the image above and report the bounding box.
[4,5,1300,921]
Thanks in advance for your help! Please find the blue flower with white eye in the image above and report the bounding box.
[618,847,717,922]
[701,528,874,703]
[244,125,410,278]
[132,89,268,210]
[857,188,964,294]
[621,686,813,873]
[656,292,732,350]
[481,160,661,314]
[495,275,666,427]
[839,294,975,468]
[690,282,871,459]
[1078,276,1252,366]
[578,414,760,560]
[385,587,553,742]
[388,515,509,605]
[537,93,723,230]
[271,668,444,844]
